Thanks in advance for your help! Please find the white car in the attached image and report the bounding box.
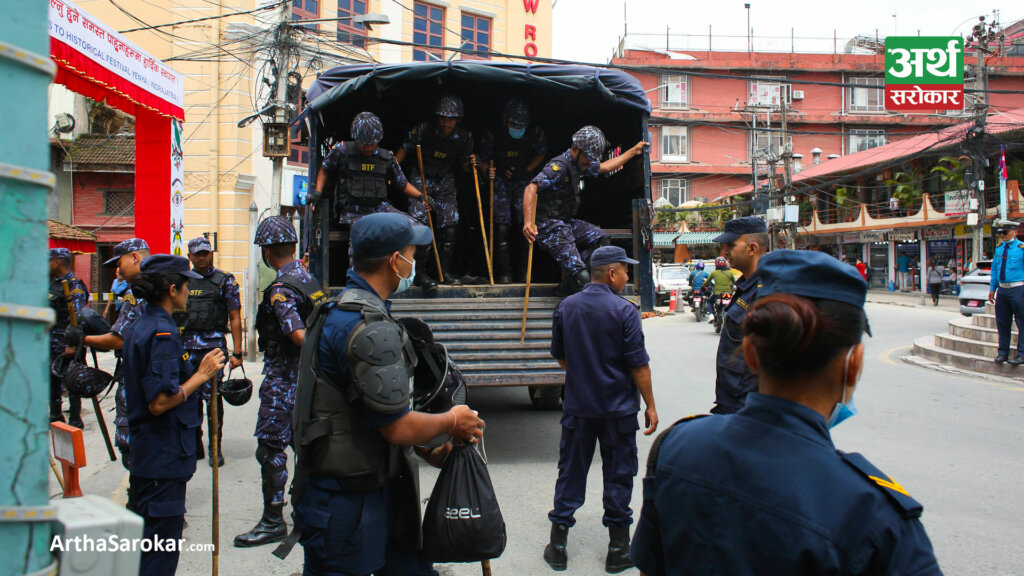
[656,264,691,306]
[958,261,991,316]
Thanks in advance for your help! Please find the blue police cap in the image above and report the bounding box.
[188,236,213,254]
[712,216,768,244]
[590,245,638,267]
[104,238,150,267]
[759,250,868,310]
[140,254,203,279]
[49,248,72,260]
[351,213,433,259]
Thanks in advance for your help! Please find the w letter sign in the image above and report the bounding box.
[885,37,964,112]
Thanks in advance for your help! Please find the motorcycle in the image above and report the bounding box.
[692,290,705,323]
[713,292,733,334]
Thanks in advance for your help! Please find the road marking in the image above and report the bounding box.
[111,472,130,506]
[879,345,911,366]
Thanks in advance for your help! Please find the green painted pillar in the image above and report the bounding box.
[0,0,58,574]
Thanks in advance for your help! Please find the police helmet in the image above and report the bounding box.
[77,307,111,336]
[435,95,464,118]
[63,359,112,399]
[715,257,728,270]
[351,111,383,146]
[695,261,705,271]
[400,318,467,446]
[220,365,253,406]
[571,125,607,161]
[501,98,530,128]
[254,216,298,246]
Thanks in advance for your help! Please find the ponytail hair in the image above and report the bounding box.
[742,294,866,379]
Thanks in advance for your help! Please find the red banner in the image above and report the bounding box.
[885,84,964,112]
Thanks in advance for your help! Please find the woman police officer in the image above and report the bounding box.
[122,254,225,576]
[631,250,942,575]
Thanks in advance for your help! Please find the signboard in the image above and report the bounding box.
[292,174,309,207]
[944,189,971,216]
[954,224,991,239]
[890,230,917,242]
[750,82,784,107]
[861,231,886,242]
[170,119,185,255]
[922,228,951,240]
[884,37,964,112]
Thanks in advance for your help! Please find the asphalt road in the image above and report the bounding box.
[58,301,1024,575]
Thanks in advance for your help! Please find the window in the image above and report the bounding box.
[103,190,134,216]
[749,80,790,108]
[460,14,491,59]
[847,77,884,113]
[849,129,886,153]
[660,179,688,206]
[660,126,688,163]
[337,0,366,48]
[288,91,310,168]
[661,74,687,108]
[292,0,319,28]
[413,2,445,62]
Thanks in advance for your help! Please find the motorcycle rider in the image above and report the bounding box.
[706,257,736,320]
[690,262,709,310]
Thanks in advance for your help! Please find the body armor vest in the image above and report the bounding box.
[536,158,582,221]
[48,279,71,329]
[183,270,229,332]
[491,129,536,175]
[341,142,391,207]
[256,273,328,358]
[420,125,465,180]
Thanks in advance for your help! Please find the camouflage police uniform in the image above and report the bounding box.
[48,248,90,425]
[320,142,419,227]
[402,121,473,229]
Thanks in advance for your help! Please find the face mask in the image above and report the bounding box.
[827,346,859,429]
[508,127,526,139]
[394,253,416,294]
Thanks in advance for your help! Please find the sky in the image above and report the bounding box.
[551,0,1022,63]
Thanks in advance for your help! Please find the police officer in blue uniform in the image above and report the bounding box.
[523,126,647,295]
[394,95,477,285]
[182,236,243,466]
[479,98,548,283]
[284,213,484,575]
[988,219,1024,365]
[48,247,90,426]
[631,250,943,576]
[122,254,225,576]
[237,216,328,547]
[545,245,658,574]
[710,216,770,414]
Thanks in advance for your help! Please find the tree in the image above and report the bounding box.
[930,156,968,191]
[885,168,924,212]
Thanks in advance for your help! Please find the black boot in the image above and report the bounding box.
[67,394,84,429]
[543,522,569,571]
[414,245,438,292]
[439,227,460,285]
[207,396,224,467]
[233,502,286,547]
[605,525,634,574]
[569,270,591,295]
[494,224,513,284]
[49,400,65,424]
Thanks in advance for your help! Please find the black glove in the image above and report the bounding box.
[419,195,435,210]
[65,326,84,349]
[307,189,323,204]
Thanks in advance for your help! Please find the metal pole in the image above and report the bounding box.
[246,201,259,362]
[270,6,293,216]
[211,377,220,576]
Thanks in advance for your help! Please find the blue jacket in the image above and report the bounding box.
[990,239,1024,291]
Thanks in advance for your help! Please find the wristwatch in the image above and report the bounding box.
[232,352,243,359]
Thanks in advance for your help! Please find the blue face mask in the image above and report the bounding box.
[394,253,416,294]
[508,127,526,139]
[827,346,859,429]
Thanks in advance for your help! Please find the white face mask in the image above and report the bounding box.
[394,253,416,293]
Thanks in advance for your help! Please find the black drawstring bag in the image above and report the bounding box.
[422,441,506,563]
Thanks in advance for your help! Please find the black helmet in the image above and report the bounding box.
[254,216,298,246]
[351,111,383,146]
[435,95,464,118]
[51,354,69,378]
[78,307,111,336]
[572,125,607,161]
[220,365,253,406]
[64,359,112,398]
[400,318,467,447]
[501,98,529,129]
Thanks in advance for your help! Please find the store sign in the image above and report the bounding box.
[841,232,860,243]
[954,224,991,239]
[861,231,886,242]
[890,230,916,241]
[944,189,971,216]
[885,37,964,112]
[922,228,951,240]
[523,0,540,58]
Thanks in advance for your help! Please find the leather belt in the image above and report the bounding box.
[999,281,1024,289]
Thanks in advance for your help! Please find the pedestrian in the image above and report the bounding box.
[394,95,476,285]
[631,250,943,575]
[122,254,226,576]
[312,112,438,291]
[988,220,1024,365]
[543,245,658,574]
[897,252,911,291]
[927,257,944,306]
[479,97,548,283]
[855,258,868,281]
[103,268,129,323]
[522,126,648,296]
[181,236,244,467]
[286,212,484,575]
[47,247,89,427]
[711,216,770,414]
[236,216,328,547]
[67,238,151,470]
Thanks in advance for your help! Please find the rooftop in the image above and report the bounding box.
[63,134,135,169]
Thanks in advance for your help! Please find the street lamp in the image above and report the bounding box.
[745,3,751,52]
[294,13,391,30]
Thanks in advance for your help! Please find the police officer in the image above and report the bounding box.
[479,98,548,283]
[182,236,243,467]
[48,248,90,426]
[312,112,438,291]
[394,95,476,285]
[522,126,647,295]
[988,219,1024,365]
[122,254,225,576]
[711,216,769,414]
[631,250,943,575]
[67,238,151,470]
[289,212,484,575]
[237,216,327,547]
[545,245,658,574]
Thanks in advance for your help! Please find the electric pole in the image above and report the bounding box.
[267,4,295,216]
[967,15,1001,263]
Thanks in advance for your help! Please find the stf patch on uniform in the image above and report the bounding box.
[840,451,923,519]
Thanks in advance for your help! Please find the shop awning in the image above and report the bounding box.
[653,232,680,247]
[676,232,719,246]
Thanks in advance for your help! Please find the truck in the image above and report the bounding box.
[298,61,654,409]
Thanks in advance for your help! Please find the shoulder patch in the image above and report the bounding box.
[70,288,85,296]
[155,332,172,338]
[270,293,287,305]
[840,451,923,519]
[182,352,190,361]
[550,163,560,172]
[123,294,137,306]
[736,297,748,310]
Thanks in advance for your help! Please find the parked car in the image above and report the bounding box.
[959,260,992,316]
[656,264,691,306]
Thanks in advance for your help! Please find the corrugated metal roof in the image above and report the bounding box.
[676,231,719,245]
[653,232,680,247]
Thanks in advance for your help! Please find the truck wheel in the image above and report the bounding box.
[529,386,563,410]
